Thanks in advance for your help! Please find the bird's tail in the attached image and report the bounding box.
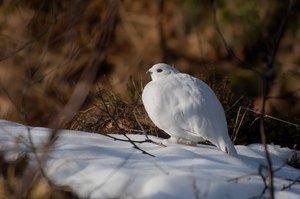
[224,142,238,156]
[218,137,238,156]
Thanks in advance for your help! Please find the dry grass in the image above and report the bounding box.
[67,70,300,151]
[67,82,168,138]
[0,0,299,127]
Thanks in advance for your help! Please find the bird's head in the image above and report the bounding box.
[146,63,179,81]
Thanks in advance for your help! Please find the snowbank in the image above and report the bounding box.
[0,120,299,199]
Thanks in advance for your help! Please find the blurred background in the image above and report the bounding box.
[0,0,299,147]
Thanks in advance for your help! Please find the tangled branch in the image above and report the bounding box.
[211,0,300,198]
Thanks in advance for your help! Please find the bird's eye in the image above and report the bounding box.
[157,69,163,73]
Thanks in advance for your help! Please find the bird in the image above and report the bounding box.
[142,63,237,156]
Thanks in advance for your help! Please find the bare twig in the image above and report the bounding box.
[242,107,300,129]
[259,77,275,199]
[281,175,300,190]
[210,0,259,74]
[259,3,300,194]
[133,110,150,139]
[225,95,244,112]
[229,163,299,198]
[49,0,118,128]
[211,1,300,198]
[258,165,270,197]
[88,151,133,198]
[228,172,259,183]
[101,133,152,144]
[228,165,270,197]
[7,1,119,197]
[0,29,49,62]
[231,106,247,143]
[267,87,300,100]
[157,0,168,63]
[132,109,163,146]
[97,88,156,157]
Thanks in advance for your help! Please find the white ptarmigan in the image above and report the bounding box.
[142,63,237,156]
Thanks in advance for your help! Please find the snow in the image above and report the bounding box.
[0,120,299,199]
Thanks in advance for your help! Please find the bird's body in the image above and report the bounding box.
[142,63,237,156]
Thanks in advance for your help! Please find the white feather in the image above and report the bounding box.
[142,63,237,156]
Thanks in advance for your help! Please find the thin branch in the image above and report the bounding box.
[228,163,298,198]
[101,133,153,144]
[265,0,296,70]
[227,172,258,183]
[88,151,133,197]
[0,29,49,62]
[225,95,244,112]
[228,165,270,197]
[20,0,118,195]
[97,88,156,157]
[211,1,300,197]
[210,0,259,74]
[133,110,150,139]
[259,76,275,199]
[281,175,300,190]
[267,87,300,100]
[242,107,300,129]
[123,133,155,157]
[231,106,247,143]
[258,165,273,197]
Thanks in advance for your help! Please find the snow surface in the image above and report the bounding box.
[0,120,299,199]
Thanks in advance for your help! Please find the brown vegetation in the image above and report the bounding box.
[0,1,299,146]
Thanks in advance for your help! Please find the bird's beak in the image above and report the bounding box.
[146,70,152,75]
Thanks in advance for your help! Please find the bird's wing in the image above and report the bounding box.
[170,74,206,136]
[170,74,224,138]
[143,73,222,139]
[142,74,196,136]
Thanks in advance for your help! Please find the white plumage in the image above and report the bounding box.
[142,63,237,156]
